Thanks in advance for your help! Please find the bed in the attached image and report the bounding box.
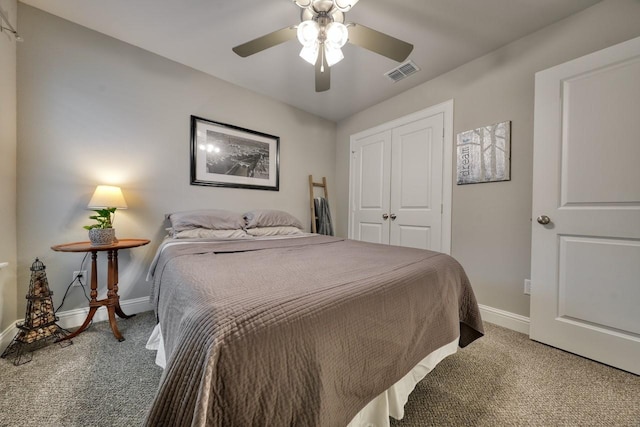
[145,209,483,426]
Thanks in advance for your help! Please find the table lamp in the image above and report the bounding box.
[86,185,128,245]
[88,185,128,211]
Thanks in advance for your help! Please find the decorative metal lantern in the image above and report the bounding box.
[1,258,72,365]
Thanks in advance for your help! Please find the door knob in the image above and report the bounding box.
[390,214,397,220]
[536,215,551,225]
[382,213,389,220]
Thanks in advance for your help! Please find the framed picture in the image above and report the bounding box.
[456,120,511,185]
[190,116,279,191]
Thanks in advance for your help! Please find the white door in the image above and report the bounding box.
[390,114,444,250]
[350,109,446,251]
[351,130,392,244]
[530,36,640,374]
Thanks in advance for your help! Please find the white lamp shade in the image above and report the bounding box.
[334,0,359,12]
[297,20,320,47]
[299,42,319,65]
[325,21,348,49]
[325,44,344,67]
[293,0,312,8]
[87,185,128,209]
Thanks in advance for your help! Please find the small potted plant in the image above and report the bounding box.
[84,207,117,246]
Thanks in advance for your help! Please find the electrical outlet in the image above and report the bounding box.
[72,270,87,286]
[524,279,531,295]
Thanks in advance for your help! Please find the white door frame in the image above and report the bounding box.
[348,100,454,254]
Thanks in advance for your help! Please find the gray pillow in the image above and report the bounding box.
[168,209,246,231]
[244,209,303,229]
[245,226,303,236]
[171,228,249,239]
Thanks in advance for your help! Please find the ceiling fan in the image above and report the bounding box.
[232,0,413,92]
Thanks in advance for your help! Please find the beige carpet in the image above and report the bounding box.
[0,312,638,426]
[392,323,640,426]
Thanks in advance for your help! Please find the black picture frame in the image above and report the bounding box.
[190,115,280,191]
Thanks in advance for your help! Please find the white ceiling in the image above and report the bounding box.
[19,0,600,122]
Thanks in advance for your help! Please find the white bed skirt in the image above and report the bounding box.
[146,324,458,427]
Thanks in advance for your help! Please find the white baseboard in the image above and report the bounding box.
[0,321,19,354]
[479,304,530,335]
[4,299,525,350]
[56,296,153,330]
[1,297,153,354]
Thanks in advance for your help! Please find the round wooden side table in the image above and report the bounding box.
[51,238,150,342]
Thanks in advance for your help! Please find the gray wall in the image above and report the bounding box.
[0,0,17,333]
[334,0,640,317]
[16,5,336,314]
[11,1,640,326]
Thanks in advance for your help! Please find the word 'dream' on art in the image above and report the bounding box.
[456,121,511,185]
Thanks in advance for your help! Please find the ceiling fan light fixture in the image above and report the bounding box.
[300,42,319,65]
[333,0,359,12]
[233,0,413,92]
[297,20,320,47]
[325,44,344,67]
[325,21,348,49]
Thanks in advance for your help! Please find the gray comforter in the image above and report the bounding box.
[146,236,483,426]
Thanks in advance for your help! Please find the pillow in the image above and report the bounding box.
[244,210,303,229]
[171,228,249,239]
[168,209,246,232]
[245,226,304,237]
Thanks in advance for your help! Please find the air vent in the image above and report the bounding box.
[384,60,420,83]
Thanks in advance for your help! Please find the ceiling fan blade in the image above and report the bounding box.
[315,52,330,92]
[232,26,297,57]
[347,23,413,62]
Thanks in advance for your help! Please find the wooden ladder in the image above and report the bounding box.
[308,175,328,233]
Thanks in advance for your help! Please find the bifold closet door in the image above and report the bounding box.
[389,114,444,250]
[351,130,392,244]
[351,112,444,250]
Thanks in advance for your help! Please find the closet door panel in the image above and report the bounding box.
[396,225,431,250]
[351,130,391,244]
[390,114,444,251]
